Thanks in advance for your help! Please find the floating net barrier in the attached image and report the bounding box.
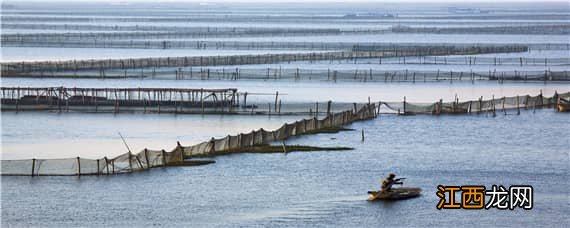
[8,66,568,82]
[380,91,570,115]
[0,35,533,52]
[0,28,393,41]
[347,56,570,66]
[352,43,567,51]
[0,23,357,33]
[4,23,569,35]
[0,103,377,176]
[0,148,183,176]
[181,103,377,157]
[0,15,393,23]
[389,24,570,35]
[1,45,527,74]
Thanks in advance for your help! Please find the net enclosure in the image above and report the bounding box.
[1,103,377,176]
[381,91,569,115]
[3,92,566,176]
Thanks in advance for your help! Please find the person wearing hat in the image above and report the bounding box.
[381,173,403,192]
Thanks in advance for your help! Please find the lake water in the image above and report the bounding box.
[0,112,306,160]
[1,1,569,227]
[2,109,568,227]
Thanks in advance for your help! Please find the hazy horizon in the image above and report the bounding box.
[2,0,569,3]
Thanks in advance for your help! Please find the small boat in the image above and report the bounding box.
[557,97,570,112]
[367,187,422,201]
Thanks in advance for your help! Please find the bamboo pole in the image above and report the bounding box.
[516,95,520,115]
[77,157,81,177]
[144,148,151,169]
[104,157,109,175]
[274,91,279,112]
[162,150,167,167]
[31,158,36,177]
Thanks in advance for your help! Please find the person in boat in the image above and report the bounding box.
[381,173,404,192]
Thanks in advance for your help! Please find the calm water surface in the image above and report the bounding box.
[2,109,568,227]
[2,3,569,227]
[1,113,304,160]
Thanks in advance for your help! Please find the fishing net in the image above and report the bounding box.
[1,103,377,176]
[381,92,568,115]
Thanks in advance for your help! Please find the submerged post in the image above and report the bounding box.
[274,91,279,112]
[516,95,520,115]
[403,96,406,114]
[491,94,497,117]
[104,157,109,175]
[201,88,204,115]
[502,97,506,115]
[161,149,167,167]
[77,156,81,177]
[31,158,36,177]
[243,92,248,108]
[478,96,483,114]
[144,149,150,169]
[315,102,319,117]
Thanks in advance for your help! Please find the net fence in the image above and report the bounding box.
[368,56,569,66]
[5,67,568,82]
[390,24,570,35]
[0,38,533,51]
[1,45,527,74]
[381,91,570,115]
[1,103,377,176]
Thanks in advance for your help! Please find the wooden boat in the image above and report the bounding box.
[367,187,422,201]
[557,97,570,112]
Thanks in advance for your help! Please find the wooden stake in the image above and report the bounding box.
[77,157,81,177]
[162,150,167,167]
[31,158,36,177]
[104,157,109,175]
[274,91,279,112]
[144,149,150,169]
[516,95,520,115]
